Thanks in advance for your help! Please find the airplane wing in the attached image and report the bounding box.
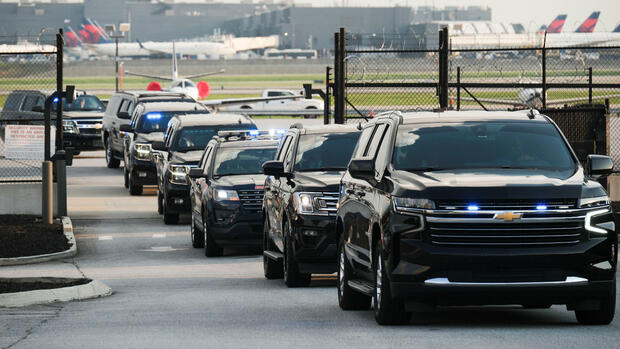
[183,69,226,80]
[202,95,305,109]
[460,97,526,107]
[124,71,173,81]
[546,94,620,106]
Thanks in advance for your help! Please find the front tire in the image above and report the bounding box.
[575,282,616,325]
[203,213,223,257]
[105,138,120,168]
[163,198,179,225]
[123,167,129,189]
[283,220,311,287]
[157,191,164,214]
[128,172,143,196]
[338,241,371,310]
[373,241,411,325]
[191,210,204,248]
[263,219,283,279]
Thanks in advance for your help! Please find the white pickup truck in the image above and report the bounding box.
[227,89,323,111]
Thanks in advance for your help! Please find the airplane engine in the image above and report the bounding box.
[197,81,210,99]
[147,81,162,91]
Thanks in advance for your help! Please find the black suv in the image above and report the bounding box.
[120,101,208,195]
[153,114,257,224]
[0,90,105,153]
[101,91,195,168]
[336,110,616,325]
[188,130,278,256]
[262,124,361,287]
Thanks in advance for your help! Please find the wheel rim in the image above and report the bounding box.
[376,254,383,307]
[338,248,345,297]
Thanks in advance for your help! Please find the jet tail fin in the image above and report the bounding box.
[575,11,600,33]
[63,20,82,48]
[614,23,620,33]
[547,14,567,34]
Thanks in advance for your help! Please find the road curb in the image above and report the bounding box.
[0,216,77,266]
[0,278,113,308]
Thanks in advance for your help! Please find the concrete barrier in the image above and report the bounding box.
[0,183,57,216]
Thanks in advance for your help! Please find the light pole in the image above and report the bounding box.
[105,23,130,92]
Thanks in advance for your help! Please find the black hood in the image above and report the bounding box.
[134,132,165,144]
[390,168,587,200]
[294,171,344,192]
[213,174,268,190]
[170,150,203,166]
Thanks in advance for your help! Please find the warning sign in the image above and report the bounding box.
[3,125,55,160]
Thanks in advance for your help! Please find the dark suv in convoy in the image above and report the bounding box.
[153,114,257,224]
[101,91,195,168]
[262,124,361,287]
[188,130,277,256]
[120,100,208,195]
[0,90,105,153]
[336,110,616,325]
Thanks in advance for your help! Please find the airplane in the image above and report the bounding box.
[575,12,600,33]
[124,42,224,100]
[546,14,567,34]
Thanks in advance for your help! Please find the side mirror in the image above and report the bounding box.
[262,160,288,178]
[117,111,130,119]
[119,124,133,133]
[348,158,375,181]
[188,167,204,179]
[587,154,613,177]
[151,141,167,151]
[31,106,43,112]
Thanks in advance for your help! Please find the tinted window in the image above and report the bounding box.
[171,124,257,151]
[353,126,375,158]
[63,95,104,111]
[133,111,179,133]
[214,147,278,176]
[276,136,292,162]
[294,132,360,171]
[364,124,386,158]
[267,91,293,97]
[392,122,576,175]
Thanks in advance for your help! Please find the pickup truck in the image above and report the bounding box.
[225,89,323,112]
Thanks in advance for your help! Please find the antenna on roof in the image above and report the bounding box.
[527,109,539,119]
[290,123,304,129]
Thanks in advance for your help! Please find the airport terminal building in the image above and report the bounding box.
[0,0,492,50]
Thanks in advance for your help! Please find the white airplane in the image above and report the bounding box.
[124,43,225,100]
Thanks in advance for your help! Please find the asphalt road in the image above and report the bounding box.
[2,150,620,349]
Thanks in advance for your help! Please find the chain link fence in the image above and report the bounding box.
[0,34,58,183]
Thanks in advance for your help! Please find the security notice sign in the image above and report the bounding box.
[3,125,55,160]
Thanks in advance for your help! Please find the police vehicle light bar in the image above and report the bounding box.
[217,130,285,141]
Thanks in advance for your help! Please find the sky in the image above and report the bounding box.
[308,0,620,32]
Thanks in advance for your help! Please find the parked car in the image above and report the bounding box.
[187,130,278,255]
[101,91,195,168]
[262,123,362,287]
[0,90,106,154]
[336,110,616,325]
[153,114,257,224]
[226,89,323,112]
[120,100,208,195]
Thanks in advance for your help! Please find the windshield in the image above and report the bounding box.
[63,95,105,112]
[294,132,360,172]
[134,111,181,133]
[392,122,576,174]
[171,125,257,151]
[213,147,278,176]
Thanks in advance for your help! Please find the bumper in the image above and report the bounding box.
[64,132,103,151]
[164,185,191,214]
[291,214,338,274]
[130,162,157,185]
[209,203,263,246]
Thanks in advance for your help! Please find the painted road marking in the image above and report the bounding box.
[98,235,113,241]
[76,231,187,240]
[139,246,188,252]
[152,233,166,239]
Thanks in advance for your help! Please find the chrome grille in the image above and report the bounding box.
[238,190,264,213]
[435,199,578,211]
[314,192,339,215]
[424,206,586,247]
[73,118,102,135]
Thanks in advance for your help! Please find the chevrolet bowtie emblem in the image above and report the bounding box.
[494,212,522,222]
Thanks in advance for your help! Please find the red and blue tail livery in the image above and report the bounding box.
[546,14,567,34]
[614,23,620,33]
[575,11,600,33]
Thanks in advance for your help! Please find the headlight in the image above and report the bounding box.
[579,196,610,208]
[393,197,435,212]
[133,143,152,161]
[293,192,331,215]
[63,120,78,134]
[585,208,613,236]
[169,164,192,185]
[213,189,239,202]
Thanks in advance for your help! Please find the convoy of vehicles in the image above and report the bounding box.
[153,114,257,224]
[119,100,208,195]
[188,130,278,255]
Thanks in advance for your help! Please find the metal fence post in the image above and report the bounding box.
[333,32,340,125]
[324,66,331,125]
[588,67,593,104]
[438,27,449,109]
[334,28,346,124]
[542,46,547,108]
[56,29,67,217]
[42,161,53,225]
[457,66,461,111]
